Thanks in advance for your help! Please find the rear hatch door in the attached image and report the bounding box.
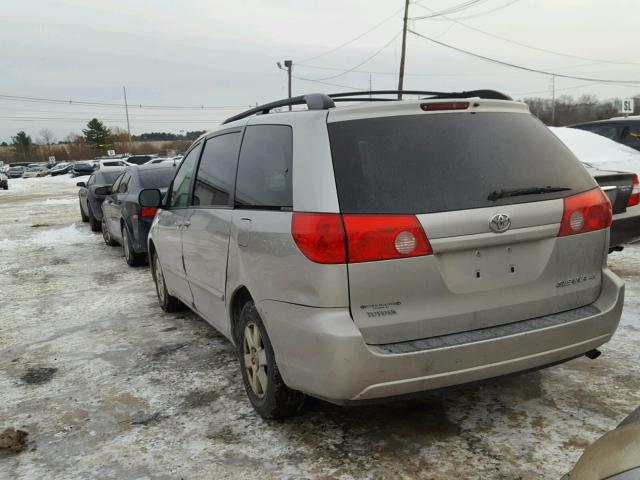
[328,103,605,345]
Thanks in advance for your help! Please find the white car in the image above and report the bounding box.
[99,159,129,170]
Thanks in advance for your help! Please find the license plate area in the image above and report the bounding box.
[435,239,554,294]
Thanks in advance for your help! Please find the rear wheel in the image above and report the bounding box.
[122,226,145,267]
[87,203,101,232]
[151,250,184,312]
[80,200,89,222]
[238,301,304,419]
[101,216,117,246]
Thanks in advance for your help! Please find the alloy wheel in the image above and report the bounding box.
[243,322,268,399]
[123,229,130,261]
[154,254,166,304]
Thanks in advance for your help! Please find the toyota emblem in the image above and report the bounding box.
[489,213,511,233]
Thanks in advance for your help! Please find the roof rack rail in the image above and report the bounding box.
[222,93,335,124]
[222,89,511,124]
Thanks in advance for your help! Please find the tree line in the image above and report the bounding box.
[1,118,204,164]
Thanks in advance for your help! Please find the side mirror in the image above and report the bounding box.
[76,181,86,188]
[139,188,163,208]
[94,185,112,196]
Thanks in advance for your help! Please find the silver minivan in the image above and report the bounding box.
[141,90,624,418]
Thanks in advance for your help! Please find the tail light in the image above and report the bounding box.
[140,207,158,218]
[627,175,640,207]
[291,213,346,263]
[292,213,432,264]
[558,188,612,237]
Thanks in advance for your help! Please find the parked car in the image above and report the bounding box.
[70,161,96,177]
[8,166,26,178]
[140,91,624,419]
[22,164,48,178]
[0,172,8,190]
[77,168,125,231]
[98,159,128,169]
[550,127,640,250]
[563,406,640,479]
[101,164,177,266]
[145,156,183,165]
[49,162,73,176]
[124,155,155,165]
[570,116,640,152]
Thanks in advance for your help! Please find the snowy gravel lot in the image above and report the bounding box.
[1,175,639,479]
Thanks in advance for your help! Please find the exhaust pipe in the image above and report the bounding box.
[585,349,601,360]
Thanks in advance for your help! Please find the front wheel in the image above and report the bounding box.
[122,226,145,267]
[151,250,184,312]
[238,301,305,419]
[80,200,89,222]
[87,203,101,232]
[102,216,117,246]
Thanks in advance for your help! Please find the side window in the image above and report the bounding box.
[193,133,241,207]
[117,173,131,194]
[169,142,202,208]
[235,125,293,208]
[111,174,124,194]
[87,174,96,186]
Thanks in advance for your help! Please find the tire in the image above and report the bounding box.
[151,250,184,312]
[80,200,89,222]
[87,203,101,232]
[122,225,145,267]
[237,301,305,419]
[101,216,117,246]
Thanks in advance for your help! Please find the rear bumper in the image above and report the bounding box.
[611,206,640,247]
[259,268,624,402]
[131,218,152,253]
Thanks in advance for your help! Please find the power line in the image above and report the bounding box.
[290,75,366,91]
[410,0,490,20]
[0,94,248,110]
[308,32,400,81]
[297,7,404,65]
[415,0,523,21]
[408,29,640,85]
[412,2,640,67]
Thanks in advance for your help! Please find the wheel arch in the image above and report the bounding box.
[229,286,254,346]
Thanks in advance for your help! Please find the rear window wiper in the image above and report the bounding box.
[488,186,571,201]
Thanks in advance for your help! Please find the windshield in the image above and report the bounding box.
[328,112,596,214]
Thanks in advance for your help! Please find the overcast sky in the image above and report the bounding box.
[1,0,639,142]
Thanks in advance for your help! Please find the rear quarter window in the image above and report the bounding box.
[235,125,293,209]
[328,112,596,214]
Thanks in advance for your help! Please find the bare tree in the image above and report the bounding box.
[38,129,56,146]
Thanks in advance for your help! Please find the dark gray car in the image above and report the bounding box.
[77,168,125,231]
[101,164,177,266]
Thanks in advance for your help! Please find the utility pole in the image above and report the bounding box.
[551,75,556,126]
[123,86,131,142]
[397,0,410,99]
[277,60,293,110]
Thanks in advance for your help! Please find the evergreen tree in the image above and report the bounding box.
[83,118,111,150]
[12,131,32,161]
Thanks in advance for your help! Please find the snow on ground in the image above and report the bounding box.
[1,175,640,479]
[550,126,640,175]
[42,198,77,206]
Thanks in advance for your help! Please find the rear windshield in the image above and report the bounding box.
[96,171,122,184]
[328,112,596,214]
[140,168,176,188]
